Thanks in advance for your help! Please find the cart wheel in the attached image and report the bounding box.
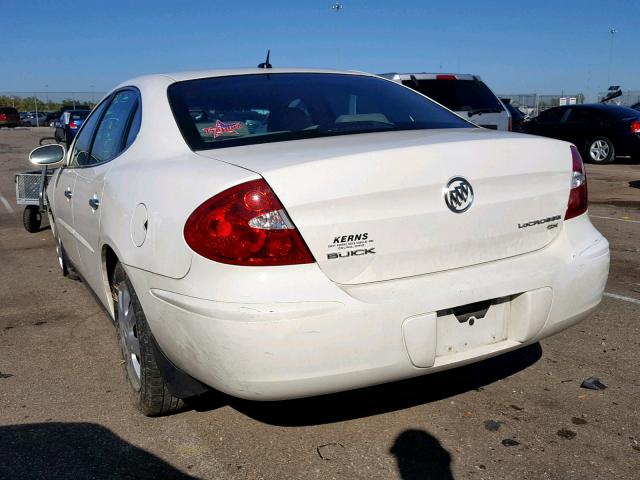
[23,206,42,233]
[39,137,58,146]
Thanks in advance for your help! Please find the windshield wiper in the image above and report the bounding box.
[467,108,501,118]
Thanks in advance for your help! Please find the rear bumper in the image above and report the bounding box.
[616,134,640,157]
[126,214,609,400]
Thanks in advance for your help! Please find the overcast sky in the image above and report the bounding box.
[3,0,638,99]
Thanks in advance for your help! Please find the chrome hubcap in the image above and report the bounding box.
[589,140,610,162]
[117,283,141,389]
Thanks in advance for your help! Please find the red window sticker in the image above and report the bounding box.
[203,120,244,138]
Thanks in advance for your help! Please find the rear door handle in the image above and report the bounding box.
[89,195,101,210]
[64,188,73,199]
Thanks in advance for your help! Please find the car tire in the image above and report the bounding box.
[22,206,42,233]
[112,262,184,416]
[586,137,615,164]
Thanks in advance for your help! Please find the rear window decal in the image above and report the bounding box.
[202,120,245,138]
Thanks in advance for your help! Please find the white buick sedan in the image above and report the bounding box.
[29,68,609,416]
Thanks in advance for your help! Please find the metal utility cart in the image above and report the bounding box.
[15,168,53,233]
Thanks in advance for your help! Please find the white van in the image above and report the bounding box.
[379,73,512,131]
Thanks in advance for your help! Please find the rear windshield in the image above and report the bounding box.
[599,106,640,119]
[402,79,503,112]
[0,107,18,114]
[168,73,473,150]
[70,111,89,120]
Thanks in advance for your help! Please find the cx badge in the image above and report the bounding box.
[444,177,474,213]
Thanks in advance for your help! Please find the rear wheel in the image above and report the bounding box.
[586,137,615,164]
[112,262,184,416]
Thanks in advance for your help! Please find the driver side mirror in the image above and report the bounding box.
[29,144,66,166]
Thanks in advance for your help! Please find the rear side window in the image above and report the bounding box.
[536,107,566,123]
[90,90,139,164]
[168,73,473,151]
[402,79,503,112]
[567,109,599,123]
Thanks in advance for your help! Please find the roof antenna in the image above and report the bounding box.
[258,50,272,69]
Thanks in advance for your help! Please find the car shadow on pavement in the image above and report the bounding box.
[390,429,454,480]
[613,157,640,165]
[192,343,542,427]
[0,422,199,480]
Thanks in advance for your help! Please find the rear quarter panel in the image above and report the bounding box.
[99,75,258,279]
[101,153,258,279]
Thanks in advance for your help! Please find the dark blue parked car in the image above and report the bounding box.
[54,109,89,145]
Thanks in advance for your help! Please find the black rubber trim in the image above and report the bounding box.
[149,335,209,399]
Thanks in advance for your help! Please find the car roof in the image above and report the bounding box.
[379,73,481,81]
[117,67,372,87]
[564,103,640,116]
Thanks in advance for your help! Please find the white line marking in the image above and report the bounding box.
[590,215,640,224]
[0,193,14,213]
[604,292,640,305]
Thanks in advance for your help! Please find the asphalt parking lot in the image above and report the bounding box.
[1,128,639,479]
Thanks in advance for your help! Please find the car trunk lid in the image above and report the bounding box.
[196,129,571,285]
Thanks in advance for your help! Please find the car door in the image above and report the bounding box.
[51,162,78,265]
[72,89,140,299]
[552,107,575,142]
[563,108,600,149]
[52,101,110,266]
[527,107,567,139]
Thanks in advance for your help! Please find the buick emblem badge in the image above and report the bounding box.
[444,177,474,213]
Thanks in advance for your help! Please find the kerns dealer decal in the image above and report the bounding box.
[327,233,375,260]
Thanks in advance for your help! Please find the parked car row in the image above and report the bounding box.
[0,105,93,147]
[20,111,49,126]
[0,105,95,129]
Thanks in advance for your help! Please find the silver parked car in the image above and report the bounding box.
[379,73,512,132]
[22,112,48,127]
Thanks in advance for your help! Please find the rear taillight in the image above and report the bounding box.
[436,74,457,80]
[69,121,78,129]
[184,179,315,266]
[508,116,513,132]
[631,120,640,134]
[0,114,6,121]
[565,145,588,220]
